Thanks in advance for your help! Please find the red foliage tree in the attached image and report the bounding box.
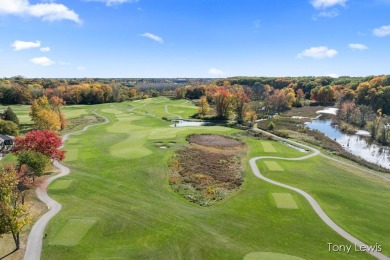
[12,130,66,161]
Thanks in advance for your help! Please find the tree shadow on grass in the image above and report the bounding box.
[0,248,18,260]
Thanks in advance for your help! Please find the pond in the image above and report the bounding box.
[306,118,390,169]
[170,120,214,127]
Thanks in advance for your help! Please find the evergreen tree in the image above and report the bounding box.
[3,107,19,125]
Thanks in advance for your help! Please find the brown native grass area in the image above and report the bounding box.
[169,134,247,206]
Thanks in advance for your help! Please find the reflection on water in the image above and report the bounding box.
[170,120,213,127]
[306,119,390,169]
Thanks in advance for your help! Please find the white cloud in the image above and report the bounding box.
[0,0,81,23]
[40,46,50,52]
[298,46,338,59]
[77,66,86,71]
[11,40,41,51]
[311,0,347,9]
[85,0,138,6]
[373,25,390,37]
[208,68,224,76]
[141,33,164,44]
[30,56,54,66]
[317,9,339,18]
[348,43,368,51]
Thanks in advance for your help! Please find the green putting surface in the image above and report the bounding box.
[50,219,97,246]
[272,193,298,209]
[261,142,277,153]
[264,161,284,171]
[243,252,305,260]
[50,180,75,190]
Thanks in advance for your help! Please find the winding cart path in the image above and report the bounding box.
[23,111,109,260]
[250,127,389,260]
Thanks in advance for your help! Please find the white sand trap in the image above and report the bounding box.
[261,142,277,153]
[264,161,284,171]
[272,193,298,209]
[160,146,168,149]
[244,252,305,260]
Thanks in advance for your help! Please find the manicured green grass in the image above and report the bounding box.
[264,161,285,171]
[244,252,305,260]
[39,99,381,259]
[257,151,390,256]
[49,219,97,246]
[272,193,298,209]
[49,180,75,190]
[261,142,277,153]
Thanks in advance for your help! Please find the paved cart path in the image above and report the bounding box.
[24,111,110,260]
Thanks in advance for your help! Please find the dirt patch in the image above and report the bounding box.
[188,134,244,149]
[170,134,247,206]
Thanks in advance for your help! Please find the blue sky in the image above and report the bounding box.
[1,0,389,78]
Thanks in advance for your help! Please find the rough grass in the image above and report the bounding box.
[169,134,247,206]
[272,193,299,209]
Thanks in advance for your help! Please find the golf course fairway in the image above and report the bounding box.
[2,98,389,259]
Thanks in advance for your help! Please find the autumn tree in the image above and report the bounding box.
[244,110,257,126]
[295,88,305,107]
[0,165,33,250]
[197,96,210,116]
[30,96,61,131]
[232,91,250,123]
[12,130,65,161]
[17,151,50,177]
[213,87,232,119]
[49,96,66,130]
[0,120,19,136]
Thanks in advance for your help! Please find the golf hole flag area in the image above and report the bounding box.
[261,142,277,153]
[49,180,75,191]
[49,219,97,246]
[272,193,298,209]
[264,161,284,171]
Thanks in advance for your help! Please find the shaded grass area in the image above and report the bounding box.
[40,99,377,259]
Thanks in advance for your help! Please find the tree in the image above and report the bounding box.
[232,91,250,123]
[197,96,210,116]
[17,151,50,177]
[0,120,19,136]
[295,88,305,107]
[244,110,257,126]
[12,130,65,161]
[35,109,61,131]
[30,96,62,131]
[49,96,66,130]
[2,107,19,125]
[0,165,32,250]
[213,87,232,119]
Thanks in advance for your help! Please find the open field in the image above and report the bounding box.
[1,97,389,259]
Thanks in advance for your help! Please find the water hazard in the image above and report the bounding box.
[306,118,390,169]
